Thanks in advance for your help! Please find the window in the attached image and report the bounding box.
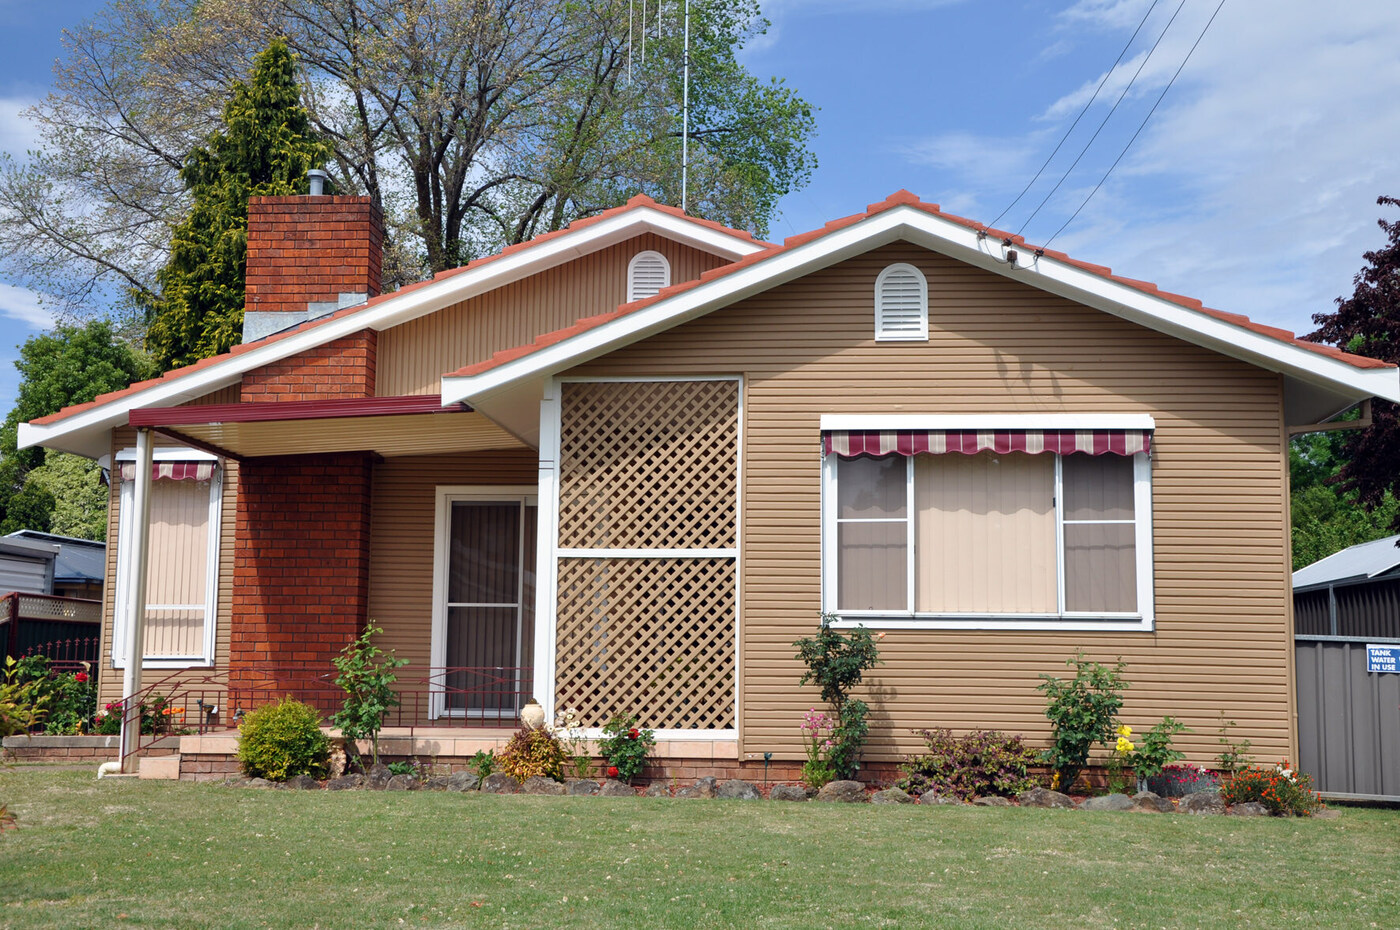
[627,250,671,302]
[874,262,928,341]
[822,420,1154,630]
[112,449,222,667]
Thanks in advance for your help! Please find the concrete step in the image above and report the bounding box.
[138,753,181,780]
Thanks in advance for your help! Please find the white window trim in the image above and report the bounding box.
[627,249,672,302]
[820,441,1154,633]
[429,486,538,720]
[111,449,222,669]
[874,262,929,342]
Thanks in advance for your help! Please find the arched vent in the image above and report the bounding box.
[628,250,672,302]
[874,263,928,341]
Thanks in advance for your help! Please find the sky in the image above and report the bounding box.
[0,0,1397,413]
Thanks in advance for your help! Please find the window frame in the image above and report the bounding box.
[627,249,672,302]
[873,262,929,342]
[111,447,222,669]
[820,417,1155,632]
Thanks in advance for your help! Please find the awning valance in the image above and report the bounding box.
[119,461,215,482]
[823,429,1151,458]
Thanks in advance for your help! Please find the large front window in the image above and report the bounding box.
[822,421,1154,630]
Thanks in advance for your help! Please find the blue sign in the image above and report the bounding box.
[1367,644,1400,674]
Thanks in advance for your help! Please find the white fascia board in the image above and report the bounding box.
[443,204,1400,407]
[18,206,761,456]
[114,447,220,462]
[820,414,1156,431]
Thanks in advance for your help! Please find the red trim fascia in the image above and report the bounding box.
[129,395,469,427]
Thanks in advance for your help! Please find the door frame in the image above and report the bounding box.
[429,485,538,720]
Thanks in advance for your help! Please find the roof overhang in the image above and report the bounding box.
[126,395,529,459]
[443,204,1400,437]
[18,204,763,459]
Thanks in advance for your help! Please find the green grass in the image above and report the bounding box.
[2,767,1398,929]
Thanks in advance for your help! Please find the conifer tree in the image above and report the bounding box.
[145,40,328,369]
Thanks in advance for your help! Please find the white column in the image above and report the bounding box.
[532,379,562,723]
[119,428,154,771]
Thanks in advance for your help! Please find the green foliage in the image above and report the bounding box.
[1216,714,1255,774]
[0,657,47,737]
[386,760,420,778]
[468,749,495,780]
[1220,762,1323,816]
[331,622,407,767]
[10,658,96,736]
[23,453,109,540]
[1036,652,1128,791]
[1290,429,1397,569]
[896,729,1041,801]
[144,40,329,369]
[1132,717,1189,780]
[596,715,655,785]
[498,726,568,782]
[794,615,882,780]
[236,698,330,782]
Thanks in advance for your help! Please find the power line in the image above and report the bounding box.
[1014,0,1188,237]
[1040,0,1227,251]
[989,0,1163,229]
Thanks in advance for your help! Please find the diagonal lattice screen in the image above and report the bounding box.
[558,380,737,550]
[554,380,738,730]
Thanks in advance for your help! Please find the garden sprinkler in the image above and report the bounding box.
[763,751,772,790]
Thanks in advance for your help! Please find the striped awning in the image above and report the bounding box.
[119,461,216,482]
[823,429,1151,458]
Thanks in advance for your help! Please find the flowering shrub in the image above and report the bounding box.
[1144,763,1220,798]
[10,657,95,735]
[1037,653,1128,791]
[236,698,331,781]
[498,726,568,782]
[799,708,836,789]
[793,615,883,780]
[896,729,1040,801]
[1106,724,1136,793]
[597,714,655,784]
[1220,761,1323,816]
[92,703,123,735]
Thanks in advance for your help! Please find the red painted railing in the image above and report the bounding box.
[0,591,102,666]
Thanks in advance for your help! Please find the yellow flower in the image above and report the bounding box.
[1116,724,1132,737]
[1115,736,1135,754]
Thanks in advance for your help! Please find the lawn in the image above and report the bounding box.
[1,767,1397,929]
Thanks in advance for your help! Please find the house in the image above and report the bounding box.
[0,532,105,665]
[5,531,106,601]
[18,188,1400,778]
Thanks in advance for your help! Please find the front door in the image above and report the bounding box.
[437,493,536,717]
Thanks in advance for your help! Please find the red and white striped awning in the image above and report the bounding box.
[119,461,216,482]
[824,428,1151,458]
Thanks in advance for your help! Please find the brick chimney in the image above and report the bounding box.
[242,192,383,343]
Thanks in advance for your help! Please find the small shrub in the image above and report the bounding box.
[896,728,1040,801]
[554,707,594,779]
[793,615,882,780]
[0,658,46,737]
[597,714,655,784]
[386,760,421,778]
[236,698,330,782]
[498,726,568,782]
[1216,713,1254,774]
[331,622,408,767]
[1221,761,1322,816]
[10,657,97,734]
[799,708,835,789]
[1037,652,1128,791]
[1144,763,1220,798]
[1133,716,1188,780]
[469,749,495,779]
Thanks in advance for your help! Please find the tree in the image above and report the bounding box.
[1305,195,1400,536]
[143,41,329,369]
[0,0,815,313]
[1289,428,1398,569]
[0,321,153,535]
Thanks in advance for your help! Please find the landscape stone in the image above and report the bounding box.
[973,795,1012,807]
[870,787,914,805]
[567,779,599,796]
[1178,789,1225,815]
[918,791,962,806]
[597,779,635,797]
[717,779,761,800]
[1228,801,1269,817]
[816,780,867,803]
[521,776,566,795]
[644,783,671,798]
[424,775,451,790]
[481,773,521,794]
[770,784,809,802]
[1079,793,1134,812]
[1131,791,1172,813]
[447,772,480,792]
[1315,808,1341,820]
[676,776,718,800]
[285,774,321,790]
[385,774,418,791]
[326,775,365,791]
[245,778,274,789]
[1018,787,1076,809]
[366,763,392,782]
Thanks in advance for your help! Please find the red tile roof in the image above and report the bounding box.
[31,196,766,426]
[447,189,1394,379]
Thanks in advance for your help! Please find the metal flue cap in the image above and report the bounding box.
[306,168,329,196]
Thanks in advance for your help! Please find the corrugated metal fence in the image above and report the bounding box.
[1296,637,1400,800]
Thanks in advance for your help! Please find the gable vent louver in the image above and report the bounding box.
[628,250,672,302]
[874,263,928,341]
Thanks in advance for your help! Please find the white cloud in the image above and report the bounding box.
[0,282,56,329]
[0,96,39,160]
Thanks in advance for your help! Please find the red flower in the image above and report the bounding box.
[628,728,639,740]
[607,766,619,778]
[74,672,89,683]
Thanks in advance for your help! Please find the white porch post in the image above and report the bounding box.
[532,379,561,724]
[119,427,154,771]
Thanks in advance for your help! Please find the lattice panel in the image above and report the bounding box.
[555,557,735,730]
[559,380,738,550]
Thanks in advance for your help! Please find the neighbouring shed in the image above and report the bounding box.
[0,535,57,596]
[5,531,106,600]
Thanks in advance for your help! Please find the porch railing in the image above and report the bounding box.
[120,665,534,764]
[0,591,102,667]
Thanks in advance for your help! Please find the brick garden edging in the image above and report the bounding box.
[1,734,179,763]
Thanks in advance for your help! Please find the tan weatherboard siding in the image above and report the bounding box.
[98,385,241,711]
[569,241,1296,766]
[376,233,730,396]
[367,450,538,683]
